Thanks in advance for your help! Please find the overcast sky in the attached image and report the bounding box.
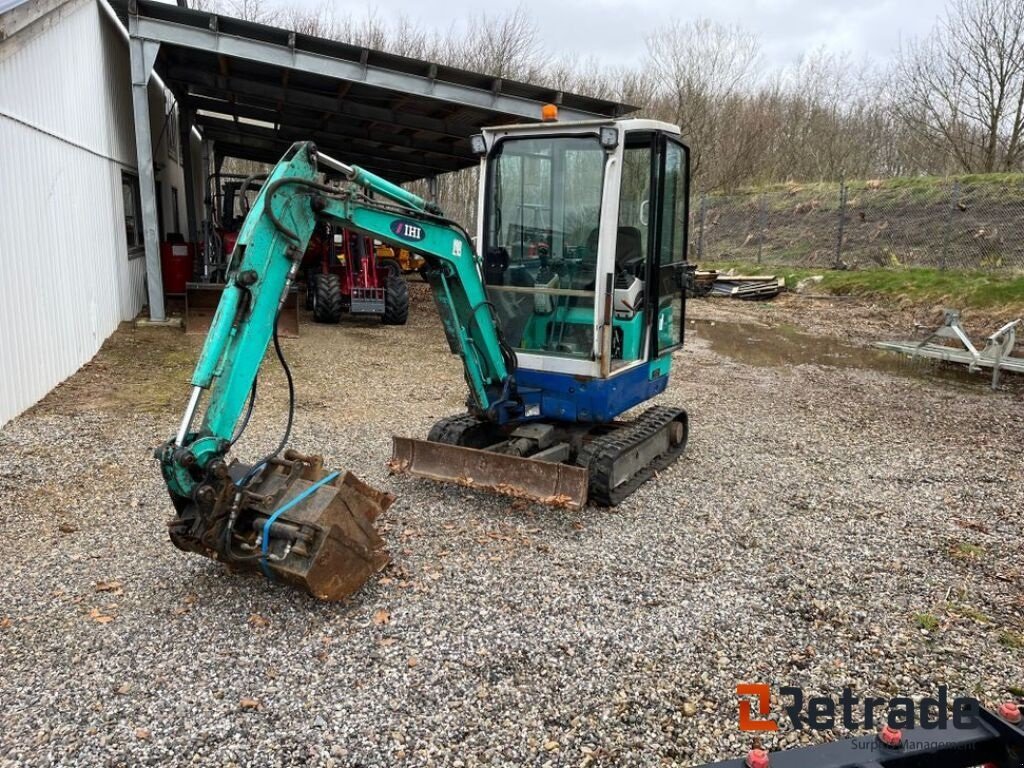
[291,0,949,69]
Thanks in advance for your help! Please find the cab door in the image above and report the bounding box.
[649,135,690,358]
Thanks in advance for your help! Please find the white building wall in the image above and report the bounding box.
[0,0,185,425]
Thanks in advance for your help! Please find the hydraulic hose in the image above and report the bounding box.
[263,177,348,242]
[239,173,268,213]
[236,309,296,488]
[228,380,257,449]
[354,195,520,378]
[223,308,296,561]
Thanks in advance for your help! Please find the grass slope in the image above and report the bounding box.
[704,262,1024,313]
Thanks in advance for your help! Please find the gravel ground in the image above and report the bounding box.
[1,282,1022,767]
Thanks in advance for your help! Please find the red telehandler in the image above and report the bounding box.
[302,223,409,325]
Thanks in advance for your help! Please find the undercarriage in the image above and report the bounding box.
[391,406,688,508]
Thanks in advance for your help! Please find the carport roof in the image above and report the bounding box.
[112,0,635,182]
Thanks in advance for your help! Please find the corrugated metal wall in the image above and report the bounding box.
[0,0,148,425]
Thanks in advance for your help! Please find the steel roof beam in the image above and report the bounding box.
[201,127,443,179]
[187,96,471,162]
[130,13,602,122]
[211,139,422,181]
[194,114,466,173]
[217,145,423,183]
[215,144,421,183]
[166,69,476,141]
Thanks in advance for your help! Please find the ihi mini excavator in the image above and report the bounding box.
[158,115,693,599]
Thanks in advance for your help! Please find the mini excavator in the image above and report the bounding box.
[157,117,693,599]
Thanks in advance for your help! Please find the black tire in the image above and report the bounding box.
[378,258,402,278]
[303,269,316,310]
[312,273,343,324]
[381,274,409,325]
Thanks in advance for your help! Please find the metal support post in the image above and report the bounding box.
[834,178,848,269]
[128,18,164,320]
[941,179,960,271]
[757,193,767,264]
[697,194,706,261]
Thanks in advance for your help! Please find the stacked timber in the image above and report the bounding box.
[690,270,719,297]
[709,273,785,300]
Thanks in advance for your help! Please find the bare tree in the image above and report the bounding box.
[644,19,762,188]
[767,49,886,181]
[450,6,548,80]
[221,0,279,24]
[892,0,1024,172]
[191,0,1024,195]
[278,2,339,38]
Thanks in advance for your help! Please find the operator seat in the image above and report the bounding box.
[585,226,645,276]
[614,226,643,276]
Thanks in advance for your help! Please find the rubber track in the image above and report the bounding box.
[576,405,689,507]
[427,413,492,447]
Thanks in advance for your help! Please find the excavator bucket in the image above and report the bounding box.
[390,436,589,509]
[168,451,394,601]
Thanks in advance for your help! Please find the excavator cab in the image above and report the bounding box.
[397,120,691,505]
[479,121,689,409]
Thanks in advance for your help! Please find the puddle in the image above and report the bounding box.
[689,319,996,388]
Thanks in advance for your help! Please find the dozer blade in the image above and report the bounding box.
[390,436,589,509]
[168,451,394,601]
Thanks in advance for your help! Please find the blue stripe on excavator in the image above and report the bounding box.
[514,359,670,424]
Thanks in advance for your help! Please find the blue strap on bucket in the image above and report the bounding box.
[259,470,341,579]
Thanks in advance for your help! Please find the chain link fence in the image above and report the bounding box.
[691,176,1024,271]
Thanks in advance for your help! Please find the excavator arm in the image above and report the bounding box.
[171,141,515,474]
[157,141,518,599]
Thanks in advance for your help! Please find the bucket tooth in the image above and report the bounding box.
[391,436,588,509]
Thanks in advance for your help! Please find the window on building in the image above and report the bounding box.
[122,171,144,257]
[166,102,179,161]
[171,186,180,234]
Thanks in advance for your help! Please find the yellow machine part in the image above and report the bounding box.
[375,243,425,272]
